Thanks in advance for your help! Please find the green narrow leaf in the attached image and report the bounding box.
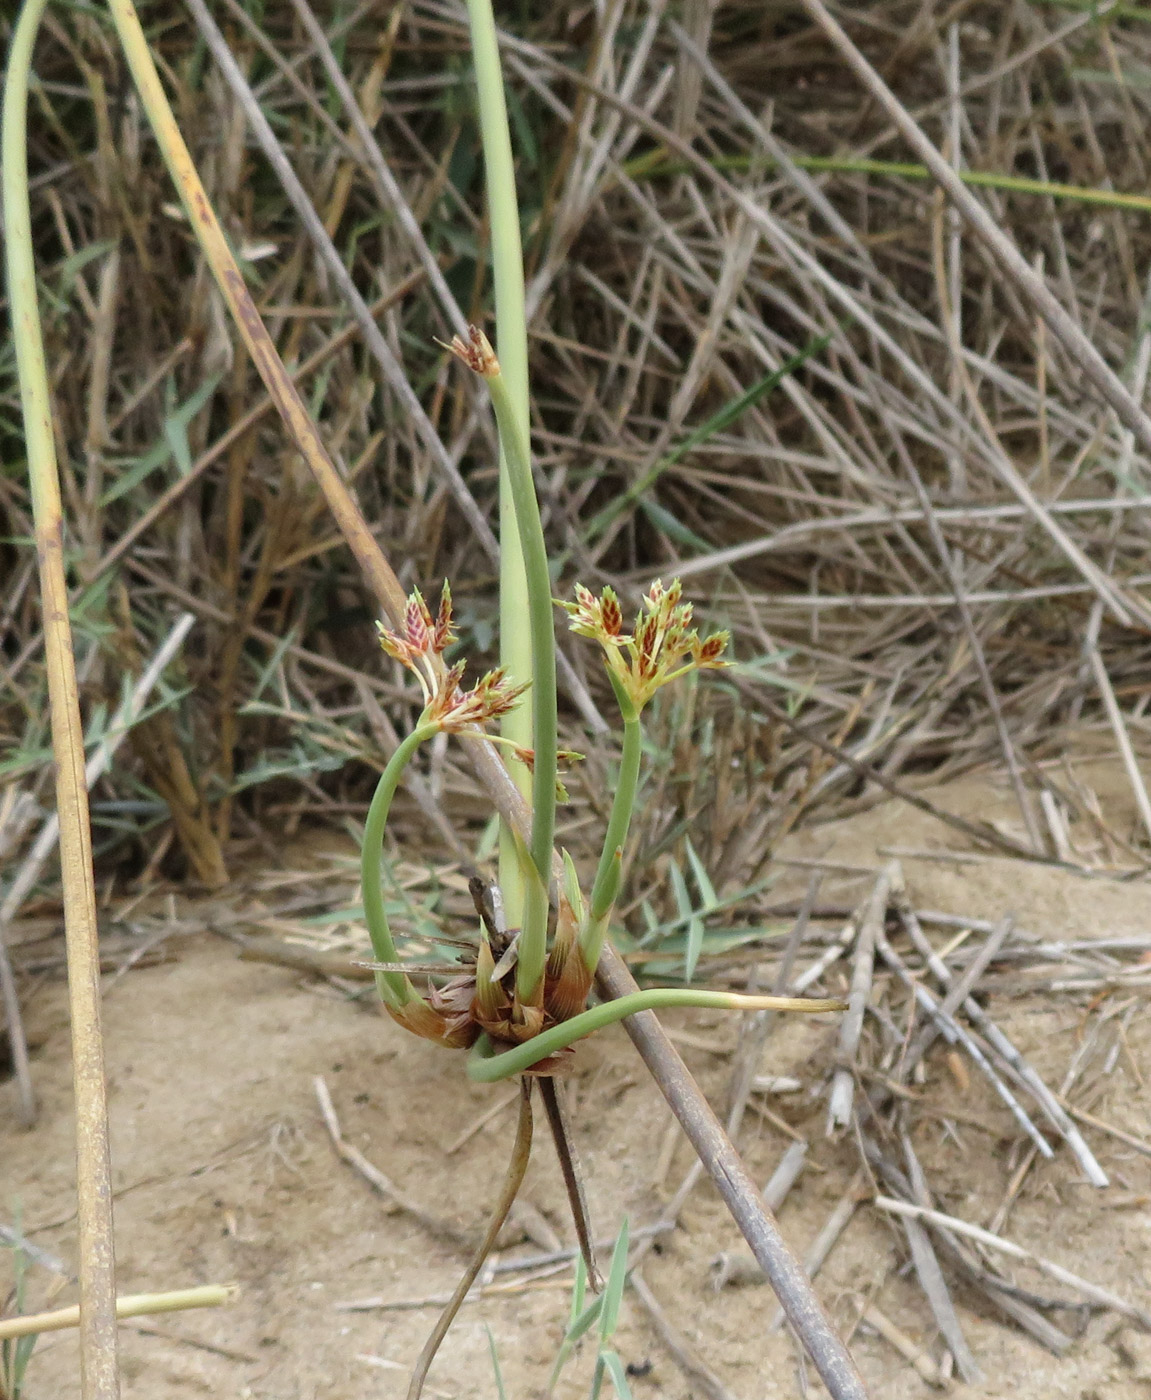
[485,1325,508,1400]
[599,1351,635,1400]
[668,860,692,922]
[638,499,711,551]
[570,1246,588,1324]
[162,372,222,476]
[599,1218,630,1345]
[97,439,174,506]
[547,1255,602,1397]
[683,836,718,912]
[247,626,299,703]
[668,861,704,983]
[590,1356,607,1400]
[55,237,116,295]
[684,911,705,985]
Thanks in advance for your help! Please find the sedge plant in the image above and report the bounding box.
[361,324,847,1082]
[359,4,846,1078]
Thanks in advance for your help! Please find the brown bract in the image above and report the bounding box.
[440,324,500,378]
[382,896,594,1074]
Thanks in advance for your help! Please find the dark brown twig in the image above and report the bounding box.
[595,946,869,1400]
[538,1077,601,1292]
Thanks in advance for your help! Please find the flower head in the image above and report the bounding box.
[563,584,626,645]
[379,582,525,731]
[429,666,529,733]
[377,581,456,704]
[563,577,729,710]
[440,324,500,379]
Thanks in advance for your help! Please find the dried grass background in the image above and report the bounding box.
[4,0,1151,905]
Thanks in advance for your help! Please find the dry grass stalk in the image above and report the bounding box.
[4,0,120,1390]
[828,864,892,1130]
[875,1197,1151,1330]
[0,1286,236,1342]
[801,0,1151,484]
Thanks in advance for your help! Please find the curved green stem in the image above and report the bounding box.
[486,367,556,1003]
[361,724,438,1008]
[467,991,847,1083]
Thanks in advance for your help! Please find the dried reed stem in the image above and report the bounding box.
[4,1,119,1392]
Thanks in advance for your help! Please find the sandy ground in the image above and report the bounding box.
[3,757,1150,1399]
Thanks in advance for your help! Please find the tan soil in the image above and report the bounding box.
[3,755,1150,1399]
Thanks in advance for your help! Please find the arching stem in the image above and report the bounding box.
[361,724,438,1008]
[467,991,848,1083]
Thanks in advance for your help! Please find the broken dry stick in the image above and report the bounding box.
[0,1285,236,1341]
[874,1197,1151,1328]
[861,1304,944,1388]
[874,929,1053,1159]
[897,904,1108,1186]
[901,1134,982,1386]
[828,864,893,1130]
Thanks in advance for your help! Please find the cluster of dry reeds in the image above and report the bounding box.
[4,1,1151,896]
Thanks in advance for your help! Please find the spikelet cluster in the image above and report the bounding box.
[562,578,729,710]
[377,582,528,732]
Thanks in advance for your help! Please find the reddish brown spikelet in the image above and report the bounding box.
[600,589,623,637]
[697,631,729,666]
[405,590,432,653]
[475,668,530,720]
[635,614,657,672]
[443,324,500,377]
[433,580,456,654]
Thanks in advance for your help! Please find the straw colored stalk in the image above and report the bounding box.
[0,1286,237,1342]
[101,0,408,632]
[4,0,120,1394]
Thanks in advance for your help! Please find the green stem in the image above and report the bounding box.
[464,0,533,930]
[467,990,847,1083]
[485,368,556,1003]
[581,690,642,974]
[624,147,1151,216]
[361,724,438,1008]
